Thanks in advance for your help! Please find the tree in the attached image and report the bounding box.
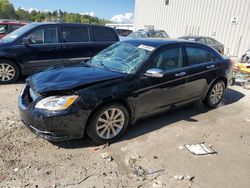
[0,0,111,25]
[0,0,16,19]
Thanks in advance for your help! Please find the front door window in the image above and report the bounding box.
[27,27,58,44]
[149,47,184,72]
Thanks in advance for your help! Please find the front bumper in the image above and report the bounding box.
[18,85,89,141]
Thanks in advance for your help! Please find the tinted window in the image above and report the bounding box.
[150,47,184,72]
[93,27,117,42]
[206,38,218,45]
[186,47,212,65]
[62,27,89,43]
[8,25,23,33]
[27,27,58,44]
[0,24,8,34]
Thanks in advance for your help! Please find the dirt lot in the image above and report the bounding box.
[0,81,249,188]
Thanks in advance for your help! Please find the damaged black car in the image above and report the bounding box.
[19,39,230,144]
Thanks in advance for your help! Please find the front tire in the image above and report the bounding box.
[204,80,225,108]
[87,103,129,144]
[0,60,20,84]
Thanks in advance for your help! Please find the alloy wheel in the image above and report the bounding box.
[96,108,125,139]
[0,63,16,82]
[210,82,224,105]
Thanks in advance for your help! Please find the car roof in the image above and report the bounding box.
[137,29,165,33]
[27,22,112,28]
[124,39,196,48]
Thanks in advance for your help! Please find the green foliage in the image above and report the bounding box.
[0,0,111,24]
[0,0,16,19]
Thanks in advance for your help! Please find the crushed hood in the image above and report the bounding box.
[29,65,125,93]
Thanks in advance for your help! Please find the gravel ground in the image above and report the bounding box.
[0,81,249,188]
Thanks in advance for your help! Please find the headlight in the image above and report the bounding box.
[35,95,78,111]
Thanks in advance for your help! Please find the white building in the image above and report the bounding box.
[134,0,250,56]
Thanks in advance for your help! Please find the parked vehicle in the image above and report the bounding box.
[127,29,169,39]
[115,29,133,37]
[241,49,250,64]
[19,39,230,144]
[178,36,224,55]
[0,23,119,83]
[0,20,26,39]
[231,52,250,89]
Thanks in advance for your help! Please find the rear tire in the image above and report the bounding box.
[0,60,20,84]
[87,103,129,144]
[203,80,225,108]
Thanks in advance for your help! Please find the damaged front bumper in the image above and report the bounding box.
[18,84,89,141]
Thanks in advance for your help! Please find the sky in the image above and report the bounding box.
[10,0,135,23]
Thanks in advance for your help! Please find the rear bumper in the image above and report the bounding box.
[18,85,89,141]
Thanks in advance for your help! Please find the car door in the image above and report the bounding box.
[59,25,94,65]
[13,25,62,73]
[134,45,189,116]
[184,45,218,99]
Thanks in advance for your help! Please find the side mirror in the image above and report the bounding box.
[22,37,31,46]
[144,68,164,78]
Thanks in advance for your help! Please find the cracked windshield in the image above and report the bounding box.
[91,42,151,74]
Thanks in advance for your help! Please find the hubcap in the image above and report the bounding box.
[0,63,15,81]
[96,108,125,140]
[210,83,224,105]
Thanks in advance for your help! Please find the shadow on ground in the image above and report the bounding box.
[50,87,245,149]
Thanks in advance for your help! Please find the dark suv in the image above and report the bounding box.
[0,23,119,83]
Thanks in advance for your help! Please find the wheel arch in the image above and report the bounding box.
[203,76,228,100]
[0,57,22,75]
[84,98,134,136]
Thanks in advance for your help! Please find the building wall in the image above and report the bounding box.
[134,0,250,56]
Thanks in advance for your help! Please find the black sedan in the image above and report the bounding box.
[19,39,230,144]
[178,36,224,55]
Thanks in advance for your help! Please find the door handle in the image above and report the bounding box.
[207,65,215,69]
[175,72,186,77]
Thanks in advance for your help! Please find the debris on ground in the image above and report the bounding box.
[153,156,158,159]
[101,152,113,162]
[178,145,185,150]
[147,168,165,175]
[125,154,142,167]
[184,143,217,155]
[90,143,109,152]
[152,180,164,187]
[173,175,194,181]
[13,168,19,172]
[64,174,93,187]
[133,166,146,177]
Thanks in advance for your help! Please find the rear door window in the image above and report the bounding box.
[27,27,58,44]
[93,27,117,42]
[186,47,212,66]
[61,27,90,43]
